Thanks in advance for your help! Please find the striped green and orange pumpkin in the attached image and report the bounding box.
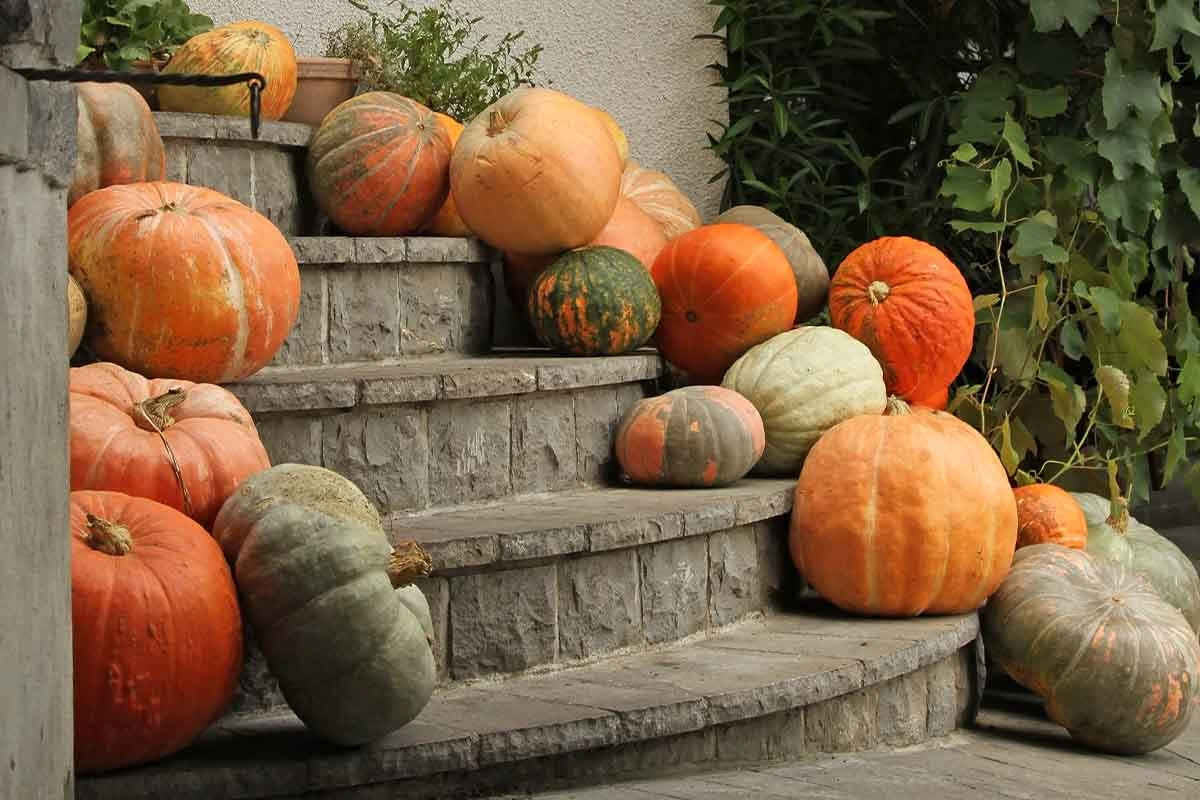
[527,246,660,356]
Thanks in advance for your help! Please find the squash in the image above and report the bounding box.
[211,464,436,746]
[1014,484,1087,550]
[651,223,798,384]
[721,326,888,476]
[528,246,661,356]
[158,21,298,119]
[587,196,669,270]
[68,274,87,358]
[451,87,622,255]
[308,92,452,237]
[790,398,1018,617]
[69,82,165,207]
[420,112,470,237]
[982,544,1200,754]
[71,490,242,773]
[1072,492,1200,634]
[715,205,829,323]
[70,361,271,528]
[592,106,630,165]
[503,250,556,316]
[67,182,301,383]
[621,160,701,240]
[829,236,975,405]
[614,385,765,488]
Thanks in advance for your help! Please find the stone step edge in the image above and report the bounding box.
[74,610,980,800]
[287,235,492,266]
[154,110,312,148]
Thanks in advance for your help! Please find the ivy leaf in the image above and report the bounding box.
[1020,84,1069,118]
[1011,211,1069,263]
[1030,0,1101,37]
[1131,370,1167,441]
[1096,364,1133,427]
[1059,318,1086,359]
[1039,362,1086,442]
[1118,301,1169,375]
[1002,114,1035,169]
[1101,50,1164,129]
[1150,0,1200,54]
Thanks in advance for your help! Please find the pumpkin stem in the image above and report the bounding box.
[867,280,891,305]
[486,110,507,137]
[1107,495,1131,535]
[884,395,911,416]
[388,541,433,588]
[130,388,194,519]
[84,514,133,556]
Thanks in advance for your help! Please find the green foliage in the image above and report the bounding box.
[324,0,544,122]
[78,0,212,70]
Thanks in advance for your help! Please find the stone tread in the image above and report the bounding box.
[74,610,979,800]
[390,479,796,572]
[287,235,491,265]
[154,111,313,147]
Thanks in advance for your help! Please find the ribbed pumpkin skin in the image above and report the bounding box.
[212,464,436,746]
[68,182,301,383]
[790,403,1018,616]
[1072,492,1200,634]
[588,196,669,269]
[528,246,661,356]
[829,236,975,405]
[621,160,701,240]
[420,112,470,237]
[72,490,242,774]
[308,92,452,236]
[982,544,1200,754]
[651,224,798,384]
[614,386,765,487]
[68,274,87,357]
[69,82,165,207]
[1014,484,1087,550]
[722,327,887,476]
[158,21,297,119]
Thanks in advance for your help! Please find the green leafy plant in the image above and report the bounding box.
[324,0,544,122]
[78,0,213,71]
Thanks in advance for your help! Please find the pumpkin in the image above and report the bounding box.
[614,386,765,488]
[69,82,165,207]
[1014,484,1087,551]
[420,112,470,237]
[67,182,301,383]
[714,205,829,324]
[70,361,271,527]
[211,464,437,746]
[721,326,888,476]
[982,544,1200,754]
[651,223,798,384]
[71,490,242,774]
[790,398,1018,617]
[1072,492,1200,634]
[503,250,556,315]
[158,21,298,119]
[592,106,630,165]
[620,160,702,240]
[587,196,669,270]
[308,92,452,237]
[451,87,622,255]
[68,274,87,358]
[828,236,975,405]
[528,246,661,356]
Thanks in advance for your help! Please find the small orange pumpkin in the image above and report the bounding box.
[1014,484,1088,550]
[421,112,471,237]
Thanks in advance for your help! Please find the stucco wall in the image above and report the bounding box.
[192,0,728,219]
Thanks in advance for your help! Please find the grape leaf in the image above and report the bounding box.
[952,143,979,162]
[1178,166,1200,218]
[1085,286,1123,331]
[1097,167,1165,234]
[1011,210,1069,263]
[1033,272,1052,330]
[1131,370,1167,440]
[1091,116,1157,180]
[973,293,1001,312]
[1030,0,1102,37]
[1165,422,1187,484]
[1150,0,1200,53]
[951,220,1007,233]
[1003,114,1035,168]
[1117,301,1169,375]
[995,415,1021,475]
[1101,49,1165,129]
[994,325,1040,382]
[1039,362,1086,442]
[1020,84,1069,118]
[941,165,993,212]
[1059,318,1086,359]
[1044,135,1101,188]
[1179,353,1200,405]
[1096,364,1133,427]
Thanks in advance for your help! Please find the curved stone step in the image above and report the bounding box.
[75,608,982,800]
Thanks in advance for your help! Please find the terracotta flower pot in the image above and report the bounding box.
[284,57,361,128]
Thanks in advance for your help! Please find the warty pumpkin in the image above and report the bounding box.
[420,112,470,237]
[982,544,1200,755]
[1014,483,1087,550]
[71,490,243,774]
[69,82,165,207]
[70,361,271,527]
[790,398,1018,617]
[621,160,702,240]
[212,464,437,746]
[68,274,87,358]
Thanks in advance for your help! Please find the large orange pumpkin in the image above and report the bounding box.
[71,490,242,774]
[592,106,630,165]
[450,87,622,255]
[158,21,298,119]
[588,196,669,270]
[69,82,165,207]
[651,223,798,384]
[420,112,471,237]
[790,399,1018,617]
[621,160,702,240]
[829,236,975,405]
[68,182,301,383]
[1014,484,1088,550]
[70,361,271,527]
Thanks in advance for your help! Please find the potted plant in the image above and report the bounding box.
[283,56,363,127]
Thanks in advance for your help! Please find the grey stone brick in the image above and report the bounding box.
[185,142,253,206]
[926,653,960,737]
[413,577,449,683]
[230,625,286,715]
[715,706,806,762]
[290,236,353,264]
[353,238,407,263]
[272,269,327,366]
[512,392,577,494]
[557,549,642,660]
[877,669,928,746]
[252,414,322,467]
[590,511,684,552]
[458,263,494,355]
[639,536,708,644]
[399,264,458,356]
[322,406,429,513]
[231,379,357,413]
[328,266,401,362]
[573,385,620,483]
[162,140,187,182]
[805,685,879,752]
[449,565,558,678]
[756,517,798,607]
[406,236,490,263]
[440,362,537,399]
[708,524,760,627]
[428,399,511,508]
[253,148,303,235]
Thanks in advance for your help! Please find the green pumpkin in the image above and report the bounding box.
[1071,492,1200,635]
[527,245,661,356]
[212,463,436,746]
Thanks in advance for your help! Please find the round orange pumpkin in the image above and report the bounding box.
[621,160,702,240]
[829,236,975,405]
[420,112,471,237]
[70,361,271,527]
[588,196,669,270]
[308,92,452,237]
[158,21,298,119]
[592,106,630,165]
[68,182,300,382]
[790,398,1018,617]
[1014,484,1088,550]
[450,87,622,255]
[69,82,165,207]
[71,490,243,774]
[651,223,798,384]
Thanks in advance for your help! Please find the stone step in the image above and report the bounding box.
[75,608,982,800]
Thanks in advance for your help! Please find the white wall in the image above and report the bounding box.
[193,0,728,219]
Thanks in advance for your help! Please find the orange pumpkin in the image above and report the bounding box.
[158,21,298,119]
[71,490,242,774]
[651,223,798,384]
[420,112,471,237]
[790,398,1018,617]
[503,250,556,315]
[587,196,668,270]
[451,87,622,255]
[829,236,975,405]
[68,182,300,383]
[592,106,630,165]
[69,82,165,207]
[621,160,702,240]
[1014,484,1088,550]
